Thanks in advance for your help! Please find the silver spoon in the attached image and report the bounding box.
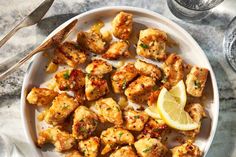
[0,19,78,80]
[0,0,54,48]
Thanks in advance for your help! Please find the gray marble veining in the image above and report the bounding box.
[0,0,236,156]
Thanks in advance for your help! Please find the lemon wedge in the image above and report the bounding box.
[145,106,161,119]
[157,87,198,130]
[169,80,187,107]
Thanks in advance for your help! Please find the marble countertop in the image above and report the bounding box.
[0,0,235,156]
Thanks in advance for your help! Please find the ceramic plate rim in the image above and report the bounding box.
[20,6,219,157]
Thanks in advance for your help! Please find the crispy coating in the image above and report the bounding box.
[139,118,169,140]
[181,103,206,139]
[147,89,161,106]
[66,150,83,157]
[111,63,138,93]
[134,59,162,81]
[55,69,85,91]
[77,31,106,54]
[52,42,86,67]
[95,98,123,125]
[37,128,76,152]
[86,59,112,75]
[162,53,184,87]
[125,75,156,104]
[72,106,98,140]
[171,141,202,157]
[134,137,168,157]
[78,136,100,157]
[27,87,58,106]
[110,146,138,157]
[112,11,133,40]
[136,28,167,60]
[102,41,130,60]
[186,66,208,97]
[85,75,109,101]
[44,93,79,125]
[123,109,149,131]
[100,127,134,155]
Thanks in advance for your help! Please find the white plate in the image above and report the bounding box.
[21,6,219,157]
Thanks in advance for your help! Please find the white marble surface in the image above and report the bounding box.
[0,0,236,156]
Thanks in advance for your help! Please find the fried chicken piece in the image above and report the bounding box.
[72,106,98,140]
[55,69,85,91]
[147,89,161,106]
[111,63,138,93]
[102,41,131,60]
[86,59,112,75]
[100,127,134,155]
[110,146,138,157]
[138,118,169,140]
[134,137,168,157]
[171,141,202,157]
[78,136,100,157]
[112,12,133,40]
[37,128,76,152]
[44,93,79,125]
[27,87,58,106]
[85,75,109,101]
[123,109,149,131]
[186,66,208,97]
[162,53,184,87]
[181,103,206,139]
[134,59,162,81]
[77,31,106,54]
[125,75,156,104]
[136,28,167,61]
[95,98,123,125]
[52,42,86,67]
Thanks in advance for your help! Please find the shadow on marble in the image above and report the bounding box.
[206,58,236,157]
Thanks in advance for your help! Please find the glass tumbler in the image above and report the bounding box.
[224,17,236,71]
[167,0,224,21]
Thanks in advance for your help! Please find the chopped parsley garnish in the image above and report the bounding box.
[118,132,123,139]
[122,79,127,90]
[134,115,140,119]
[80,127,87,133]
[140,43,149,49]
[194,80,201,89]
[143,147,152,153]
[63,71,70,79]
[152,85,159,91]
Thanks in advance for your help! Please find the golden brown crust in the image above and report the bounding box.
[72,106,98,140]
[55,69,85,91]
[112,12,133,40]
[53,42,86,67]
[111,63,139,93]
[125,75,156,104]
[102,41,131,60]
[37,128,76,152]
[27,87,58,106]
[137,28,167,60]
[171,141,202,157]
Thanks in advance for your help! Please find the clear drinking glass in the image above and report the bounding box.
[224,17,236,71]
[167,0,224,21]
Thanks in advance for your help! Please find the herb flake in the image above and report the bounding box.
[118,132,123,139]
[140,43,149,49]
[143,147,152,153]
[134,115,140,119]
[122,79,127,90]
[63,71,70,79]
